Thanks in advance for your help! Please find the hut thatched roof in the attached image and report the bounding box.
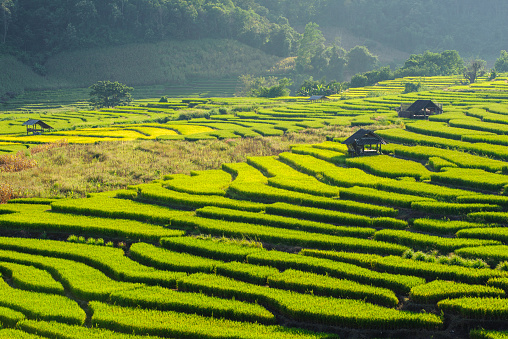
[406,100,441,112]
[22,120,53,129]
[341,128,387,146]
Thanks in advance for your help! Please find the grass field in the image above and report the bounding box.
[2,74,508,338]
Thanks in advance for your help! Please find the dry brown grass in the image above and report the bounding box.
[30,139,69,155]
[0,184,13,204]
[0,126,354,200]
[0,153,37,173]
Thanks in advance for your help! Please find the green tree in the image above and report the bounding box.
[297,77,342,96]
[349,74,368,88]
[403,82,422,93]
[463,59,486,84]
[89,81,133,108]
[296,22,325,73]
[347,66,394,88]
[346,46,377,75]
[439,50,464,75]
[0,0,14,44]
[236,74,278,97]
[327,45,347,81]
[494,50,508,72]
[395,50,463,77]
[258,78,292,98]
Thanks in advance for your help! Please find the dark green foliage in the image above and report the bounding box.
[296,23,326,73]
[348,67,394,88]
[89,81,133,108]
[404,82,422,93]
[236,75,287,98]
[349,74,368,88]
[464,59,487,84]
[3,0,507,78]
[3,0,300,63]
[294,23,350,81]
[296,78,342,96]
[395,51,464,77]
[346,46,378,75]
[494,50,508,72]
[257,78,292,98]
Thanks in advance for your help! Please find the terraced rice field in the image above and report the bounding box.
[1,74,507,151]
[2,74,508,337]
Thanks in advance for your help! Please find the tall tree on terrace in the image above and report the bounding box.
[463,59,486,84]
[296,22,325,73]
[494,50,508,72]
[0,0,14,44]
[346,45,378,75]
[89,81,133,108]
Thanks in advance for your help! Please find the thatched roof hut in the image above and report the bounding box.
[398,100,443,119]
[342,129,387,156]
[22,120,53,135]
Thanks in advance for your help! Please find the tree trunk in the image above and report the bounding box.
[2,8,7,44]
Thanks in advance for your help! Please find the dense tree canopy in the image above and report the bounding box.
[494,51,508,72]
[236,75,290,98]
[89,81,133,108]
[0,0,301,67]
[255,0,508,58]
[395,50,464,78]
[2,0,507,68]
[346,46,378,75]
[463,59,487,84]
[296,78,341,96]
[296,22,326,73]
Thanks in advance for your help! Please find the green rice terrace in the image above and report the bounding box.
[3,74,508,338]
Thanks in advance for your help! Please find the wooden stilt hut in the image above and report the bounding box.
[307,95,330,103]
[342,129,387,156]
[397,100,443,119]
[22,120,53,135]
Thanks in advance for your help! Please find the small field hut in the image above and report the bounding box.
[22,120,53,135]
[342,129,387,156]
[307,95,330,103]
[397,100,443,119]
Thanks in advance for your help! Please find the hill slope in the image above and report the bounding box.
[0,39,280,95]
[44,39,281,88]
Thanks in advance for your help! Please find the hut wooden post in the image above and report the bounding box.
[341,129,387,157]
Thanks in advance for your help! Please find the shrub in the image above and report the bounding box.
[0,184,13,204]
[0,153,36,172]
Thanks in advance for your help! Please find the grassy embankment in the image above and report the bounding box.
[0,38,280,104]
[0,126,353,200]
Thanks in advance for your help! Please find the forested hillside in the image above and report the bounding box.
[1,0,508,97]
[257,0,508,59]
[2,0,507,64]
